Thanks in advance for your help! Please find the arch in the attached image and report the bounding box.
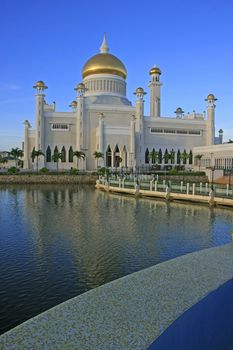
[61,146,66,162]
[69,146,73,163]
[171,149,175,164]
[145,148,149,164]
[106,145,112,167]
[46,146,51,162]
[177,149,181,164]
[158,148,163,164]
[151,148,156,164]
[114,144,120,167]
[54,146,59,158]
[189,150,193,165]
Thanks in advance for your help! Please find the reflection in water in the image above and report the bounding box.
[0,184,232,334]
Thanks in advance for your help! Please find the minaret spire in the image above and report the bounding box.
[100,33,109,53]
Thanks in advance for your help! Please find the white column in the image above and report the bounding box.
[130,115,136,167]
[23,120,30,169]
[98,113,104,154]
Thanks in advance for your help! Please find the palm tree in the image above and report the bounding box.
[93,151,104,168]
[149,150,159,165]
[163,149,171,164]
[195,154,203,171]
[8,148,24,168]
[31,149,45,174]
[181,150,189,165]
[52,152,62,175]
[73,150,86,170]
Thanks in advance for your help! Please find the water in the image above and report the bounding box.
[0,184,232,335]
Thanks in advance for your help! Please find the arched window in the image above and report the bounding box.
[69,147,73,163]
[145,148,149,164]
[61,146,66,162]
[46,146,51,162]
[171,149,175,164]
[164,149,169,164]
[177,149,181,164]
[114,144,120,167]
[151,148,156,164]
[158,149,163,164]
[54,146,59,158]
[189,150,193,165]
[106,145,112,167]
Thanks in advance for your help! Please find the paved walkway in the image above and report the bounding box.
[1,244,233,349]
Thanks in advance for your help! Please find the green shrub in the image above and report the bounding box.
[7,166,18,174]
[70,167,79,175]
[39,167,49,174]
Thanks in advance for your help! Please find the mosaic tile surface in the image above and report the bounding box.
[1,244,233,349]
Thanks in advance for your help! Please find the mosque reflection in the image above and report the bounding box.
[19,184,232,292]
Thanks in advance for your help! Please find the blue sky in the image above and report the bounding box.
[0,0,233,150]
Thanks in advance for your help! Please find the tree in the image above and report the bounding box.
[170,149,175,164]
[52,152,62,175]
[31,149,45,174]
[149,149,159,164]
[73,150,86,170]
[181,150,188,165]
[195,154,203,171]
[93,151,104,168]
[163,149,171,164]
[9,148,23,168]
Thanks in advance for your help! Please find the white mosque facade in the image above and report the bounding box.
[23,35,221,171]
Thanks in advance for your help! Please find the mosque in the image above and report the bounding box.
[23,34,221,171]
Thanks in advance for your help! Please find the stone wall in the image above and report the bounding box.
[0,175,98,185]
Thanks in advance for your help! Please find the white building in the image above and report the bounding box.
[23,34,221,171]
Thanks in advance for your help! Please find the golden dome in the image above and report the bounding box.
[175,107,184,114]
[82,53,127,79]
[69,100,77,107]
[33,80,48,89]
[205,93,217,101]
[149,66,161,75]
[134,87,146,95]
[74,82,86,91]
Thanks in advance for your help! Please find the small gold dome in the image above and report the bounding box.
[149,66,161,75]
[82,53,127,79]
[175,107,184,114]
[33,80,48,89]
[205,93,217,101]
[74,82,86,91]
[69,100,77,107]
[135,87,145,94]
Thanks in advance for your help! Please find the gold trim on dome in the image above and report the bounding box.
[149,67,161,75]
[82,53,127,79]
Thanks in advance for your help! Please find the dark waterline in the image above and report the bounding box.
[0,184,232,335]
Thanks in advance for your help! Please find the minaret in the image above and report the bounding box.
[205,93,217,145]
[148,65,162,117]
[218,129,223,144]
[33,80,47,167]
[134,87,146,165]
[23,120,31,169]
[74,82,87,152]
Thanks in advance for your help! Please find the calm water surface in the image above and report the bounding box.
[0,184,232,334]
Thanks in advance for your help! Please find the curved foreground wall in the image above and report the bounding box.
[1,244,233,349]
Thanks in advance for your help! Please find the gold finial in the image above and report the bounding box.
[100,33,109,53]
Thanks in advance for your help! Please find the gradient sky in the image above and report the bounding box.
[0,0,233,150]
